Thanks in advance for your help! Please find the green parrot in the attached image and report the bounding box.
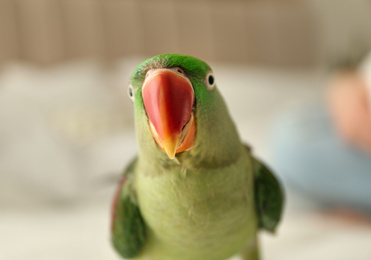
[111,54,284,260]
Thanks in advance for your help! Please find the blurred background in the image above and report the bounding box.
[1,0,371,259]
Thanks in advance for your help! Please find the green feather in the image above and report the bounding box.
[253,157,284,233]
[112,54,284,260]
[111,158,146,258]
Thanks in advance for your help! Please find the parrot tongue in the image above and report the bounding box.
[142,69,195,159]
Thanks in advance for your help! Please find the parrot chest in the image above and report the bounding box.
[135,156,257,260]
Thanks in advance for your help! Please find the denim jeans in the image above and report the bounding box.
[270,104,371,213]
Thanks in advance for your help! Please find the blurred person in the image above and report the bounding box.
[270,52,371,216]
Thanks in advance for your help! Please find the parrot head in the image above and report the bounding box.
[129,54,240,166]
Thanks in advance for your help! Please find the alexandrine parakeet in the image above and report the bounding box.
[111,54,284,260]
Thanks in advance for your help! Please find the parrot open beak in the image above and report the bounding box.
[142,69,196,159]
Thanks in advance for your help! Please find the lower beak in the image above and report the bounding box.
[142,69,195,159]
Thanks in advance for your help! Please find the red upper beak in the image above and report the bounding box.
[142,69,195,159]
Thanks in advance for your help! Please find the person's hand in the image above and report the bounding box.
[327,71,371,153]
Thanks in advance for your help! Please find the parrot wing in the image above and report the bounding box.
[244,145,284,233]
[111,157,146,258]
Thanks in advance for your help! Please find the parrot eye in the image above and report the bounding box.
[206,71,216,90]
[208,75,214,85]
[128,84,134,102]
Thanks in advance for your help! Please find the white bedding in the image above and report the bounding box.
[1,59,369,260]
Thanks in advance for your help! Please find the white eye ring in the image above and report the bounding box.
[128,84,135,102]
[206,71,216,90]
